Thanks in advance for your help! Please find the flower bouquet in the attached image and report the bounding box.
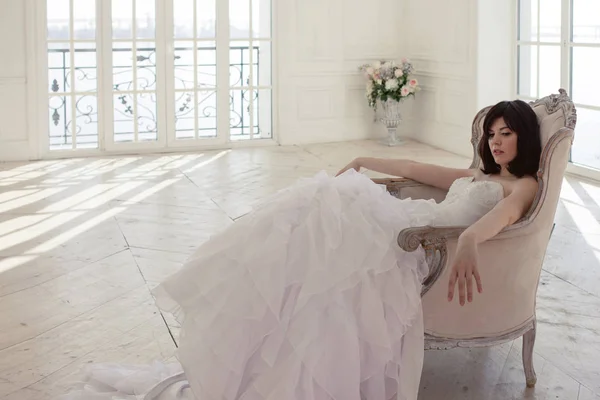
[360,59,419,109]
[359,59,419,145]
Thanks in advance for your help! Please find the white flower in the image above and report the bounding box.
[366,67,375,76]
[394,69,403,78]
[373,61,382,70]
[376,79,383,85]
[385,79,399,90]
[401,87,410,96]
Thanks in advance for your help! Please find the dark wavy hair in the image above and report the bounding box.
[478,99,541,178]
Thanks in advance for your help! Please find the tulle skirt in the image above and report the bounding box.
[58,170,438,400]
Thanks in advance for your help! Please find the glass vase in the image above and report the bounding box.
[377,98,404,146]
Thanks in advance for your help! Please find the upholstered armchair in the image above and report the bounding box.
[374,89,577,387]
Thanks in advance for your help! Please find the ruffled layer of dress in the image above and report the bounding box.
[57,170,439,400]
[153,170,434,400]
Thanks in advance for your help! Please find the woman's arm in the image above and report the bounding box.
[336,157,474,191]
[459,176,538,245]
[447,176,539,305]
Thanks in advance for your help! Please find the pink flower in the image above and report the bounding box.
[409,79,418,87]
[401,87,410,97]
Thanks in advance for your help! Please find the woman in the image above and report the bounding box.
[336,99,541,306]
[59,99,541,400]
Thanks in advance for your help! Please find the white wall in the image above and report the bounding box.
[0,1,33,162]
[398,0,515,159]
[275,0,403,145]
[398,0,479,158]
[476,0,515,110]
[276,0,515,156]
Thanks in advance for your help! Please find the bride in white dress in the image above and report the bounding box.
[58,99,541,400]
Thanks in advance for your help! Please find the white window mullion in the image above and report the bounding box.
[560,0,571,93]
[248,0,255,140]
[69,0,76,149]
[131,0,139,142]
[163,0,175,147]
[192,0,199,140]
[216,0,231,144]
[99,0,112,150]
[518,40,565,45]
[561,0,571,161]
[156,0,169,147]
[32,0,49,157]
[536,0,541,98]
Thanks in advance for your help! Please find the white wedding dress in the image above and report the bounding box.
[57,170,504,400]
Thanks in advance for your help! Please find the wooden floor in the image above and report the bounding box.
[0,140,599,400]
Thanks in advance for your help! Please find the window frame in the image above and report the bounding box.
[515,0,600,179]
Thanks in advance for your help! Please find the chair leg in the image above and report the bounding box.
[522,323,537,388]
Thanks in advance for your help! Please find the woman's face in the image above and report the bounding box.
[488,117,518,168]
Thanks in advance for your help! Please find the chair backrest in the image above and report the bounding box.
[468,89,577,234]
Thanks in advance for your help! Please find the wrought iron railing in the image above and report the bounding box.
[47,45,260,147]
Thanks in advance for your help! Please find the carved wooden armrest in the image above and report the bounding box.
[398,226,467,295]
[398,224,531,295]
[371,177,425,187]
[371,177,427,197]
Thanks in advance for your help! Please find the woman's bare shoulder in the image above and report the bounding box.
[506,175,538,198]
[470,169,485,179]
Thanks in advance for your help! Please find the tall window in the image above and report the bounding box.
[517,0,600,170]
[228,0,273,141]
[47,0,100,150]
[45,0,273,152]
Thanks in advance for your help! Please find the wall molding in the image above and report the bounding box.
[412,84,439,123]
[285,69,471,80]
[410,120,474,159]
[344,84,371,118]
[0,77,27,85]
[26,0,45,161]
[0,75,28,143]
[413,71,473,81]
[296,87,335,121]
[0,140,31,162]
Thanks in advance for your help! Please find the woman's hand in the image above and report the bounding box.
[336,158,362,176]
[447,234,483,306]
